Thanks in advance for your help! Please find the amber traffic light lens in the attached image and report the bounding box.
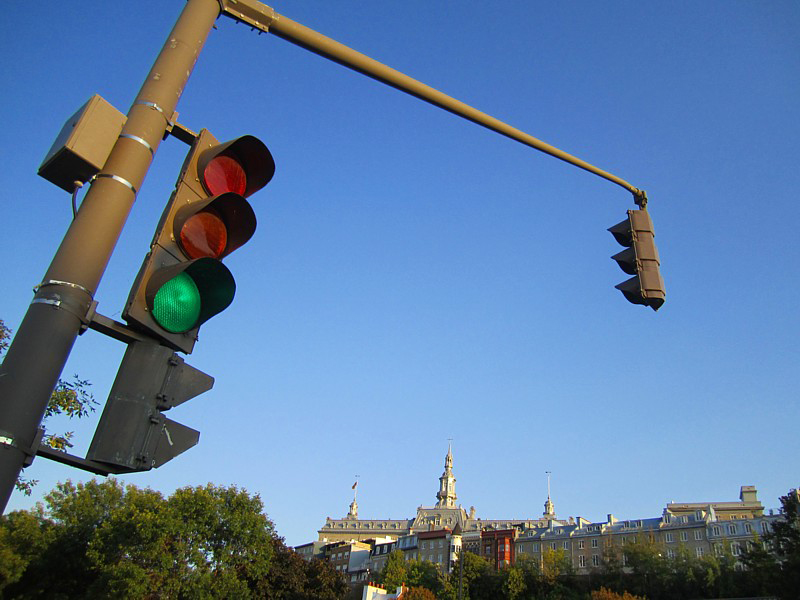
[180,210,228,259]
[203,155,247,196]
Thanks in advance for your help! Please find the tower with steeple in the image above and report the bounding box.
[543,470,556,520]
[436,442,457,508]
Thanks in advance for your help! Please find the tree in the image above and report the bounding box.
[0,479,344,599]
[742,488,800,599]
[0,318,97,495]
[405,558,443,596]
[445,551,496,600]
[500,564,526,600]
[621,535,669,599]
[379,549,408,591]
[590,587,645,600]
[403,587,436,600]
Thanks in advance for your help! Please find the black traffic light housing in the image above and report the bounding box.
[123,129,274,354]
[609,208,665,311]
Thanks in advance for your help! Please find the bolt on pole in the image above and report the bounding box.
[0,0,220,512]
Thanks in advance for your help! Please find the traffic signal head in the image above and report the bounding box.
[124,129,274,353]
[609,209,665,311]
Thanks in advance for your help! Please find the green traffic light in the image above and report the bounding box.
[151,272,202,333]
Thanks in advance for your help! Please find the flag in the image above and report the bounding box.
[352,481,358,490]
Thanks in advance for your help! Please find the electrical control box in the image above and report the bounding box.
[38,94,126,193]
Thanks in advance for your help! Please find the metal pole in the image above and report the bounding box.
[0,0,220,512]
[220,0,645,203]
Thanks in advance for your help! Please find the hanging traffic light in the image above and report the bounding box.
[609,209,665,311]
[124,129,275,353]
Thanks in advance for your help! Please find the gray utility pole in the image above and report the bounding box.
[0,0,220,512]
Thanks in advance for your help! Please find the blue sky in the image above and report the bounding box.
[1,1,798,546]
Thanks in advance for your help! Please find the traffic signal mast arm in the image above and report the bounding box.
[219,0,648,208]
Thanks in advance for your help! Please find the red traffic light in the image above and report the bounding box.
[197,135,275,198]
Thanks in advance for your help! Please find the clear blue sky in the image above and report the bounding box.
[1,1,798,546]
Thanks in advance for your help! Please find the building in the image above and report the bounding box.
[302,445,781,579]
[480,527,518,569]
[317,444,562,545]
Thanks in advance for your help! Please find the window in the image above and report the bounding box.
[666,549,675,559]
[563,541,569,550]
[761,521,770,534]
[551,542,557,550]
[534,543,540,552]
[578,555,586,567]
[578,540,585,549]
[695,530,703,541]
[744,523,752,534]
[665,533,674,543]
[592,554,600,567]
[591,539,598,548]
[696,547,705,558]
[664,513,671,524]
[438,554,442,563]
[728,524,737,535]
[695,510,703,520]
[713,526,721,536]
[680,532,688,542]
[731,542,741,556]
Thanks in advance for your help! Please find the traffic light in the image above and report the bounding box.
[609,209,665,311]
[86,340,213,472]
[124,129,275,353]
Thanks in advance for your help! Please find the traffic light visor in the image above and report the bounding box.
[197,135,275,198]
[145,258,236,333]
[173,193,256,260]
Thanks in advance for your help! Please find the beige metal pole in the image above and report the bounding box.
[0,0,221,512]
[220,0,646,204]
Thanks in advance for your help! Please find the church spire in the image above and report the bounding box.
[543,471,556,519]
[436,441,457,507]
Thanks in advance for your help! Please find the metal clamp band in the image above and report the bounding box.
[134,101,175,128]
[31,298,62,309]
[119,133,154,155]
[33,279,93,296]
[94,173,138,195]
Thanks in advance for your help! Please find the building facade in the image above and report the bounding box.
[302,446,781,580]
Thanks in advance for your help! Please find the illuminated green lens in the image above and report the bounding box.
[152,272,201,333]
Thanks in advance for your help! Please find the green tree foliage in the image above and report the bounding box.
[501,564,526,599]
[0,318,98,495]
[378,549,408,591]
[742,487,800,599]
[405,558,444,596]
[0,479,346,599]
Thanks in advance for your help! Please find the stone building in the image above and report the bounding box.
[304,446,780,578]
[317,444,560,545]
